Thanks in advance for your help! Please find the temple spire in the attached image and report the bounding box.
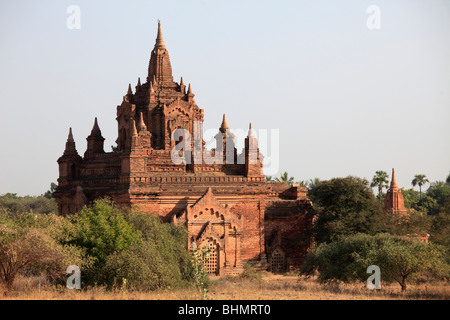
[180,76,186,94]
[68,127,74,142]
[147,21,173,83]
[248,123,255,138]
[390,168,399,190]
[63,127,78,156]
[127,83,132,95]
[220,114,230,133]
[155,20,165,49]
[90,117,103,137]
[187,83,193,95]
[85,118,105,157]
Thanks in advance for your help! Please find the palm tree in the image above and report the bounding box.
[265,175,273,182]
[370,170,389,203]
[308,178,321,190]
[297,180,309,188]
[412,174,429,199]
[275,172,295,186]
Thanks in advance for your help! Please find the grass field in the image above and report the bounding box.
[1,273,449,300]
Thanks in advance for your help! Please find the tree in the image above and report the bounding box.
[446,172,450,185]
[265,175,273,182]
[103,211,194,291]
[308,178,321,191]
[426,181,450,213]
[307,176,385,244]
[296,180,309,188]
[0,193,57,217]
[429,199,450,249]
[0,212,85,293]
[68,199,141,286]
[412,174,429,199]
[275,172,295,186]
[301,233,449,292]
[43,183,57,199]
[370,171,389,203]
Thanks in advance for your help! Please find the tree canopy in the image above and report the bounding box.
[307,176,385,244]
[301,233,449,291]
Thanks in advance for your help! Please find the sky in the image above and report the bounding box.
[0,0,449,196]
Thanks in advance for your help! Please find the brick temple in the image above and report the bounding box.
[384,168,429,243]
[53,22,315,275]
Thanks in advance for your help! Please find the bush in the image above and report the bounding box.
[302,233,450,291]
[307,177,385,244]
[0,193,57,217]
[102,212,194,291]
[0,211,86,293]
[67,200,194,290]
[240,263,263,282]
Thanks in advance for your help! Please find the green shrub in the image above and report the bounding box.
[302,233,450,291]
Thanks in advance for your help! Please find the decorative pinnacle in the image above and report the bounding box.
[187,83,194,96]
[127,83,132,95]
[137,112,147,132]
[92,117,101,134]
[64,127,78,155]
[390,168,399,190]
[149,81,155,94]
[248,123,255,138]
[88,117,104,141]
[220,114,230,133]
[67,127,74,142]
[131,119,138,137]
[155,20,165,48]
[137,77,141,87]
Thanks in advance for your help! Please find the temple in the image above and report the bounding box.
[53,22,315,275]
[384,168,407,215]
[384,168,429,242]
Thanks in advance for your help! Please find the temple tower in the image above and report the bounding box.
[384,168,407,215]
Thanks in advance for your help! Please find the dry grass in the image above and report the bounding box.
[1,273,449,300]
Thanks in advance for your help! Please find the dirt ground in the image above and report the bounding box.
[2,272,449,300]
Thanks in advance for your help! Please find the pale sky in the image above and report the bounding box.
[0,0,449,196]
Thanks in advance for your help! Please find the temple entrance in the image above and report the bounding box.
[270,247,285,274]
[201,238,219,275]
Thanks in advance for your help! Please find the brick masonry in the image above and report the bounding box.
[53,22,315,274]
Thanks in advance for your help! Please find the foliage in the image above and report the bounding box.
[43,183,57,199]
[0,212,86,293]
[301,233,450,291]
[307,176,385,244]
[0,193,57,218]
[429,200,450,248]
[240,263,263,282]
[103,212,193,291]
[412,174,430,199]
[67,199,142,286]
[190,242,211,299]
[370,170,389,203]
[388,209,432,238]
[308,178,321,191]
[275,172,295,186]
[426,181,450,214]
